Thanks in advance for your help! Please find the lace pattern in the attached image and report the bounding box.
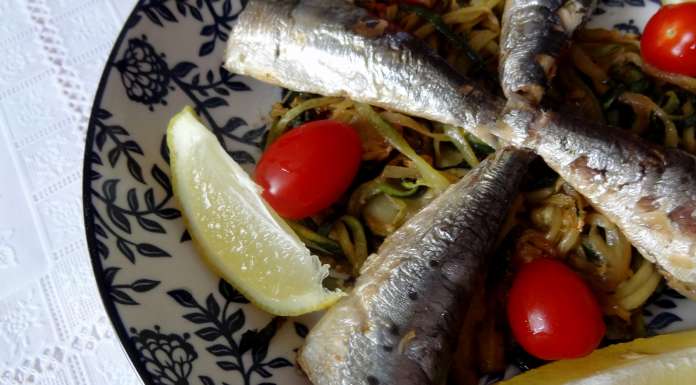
[0,1,141,384]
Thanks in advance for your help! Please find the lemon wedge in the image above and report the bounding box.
[167,106,344,316]
[502,329,696,384]
[660,0,691,5]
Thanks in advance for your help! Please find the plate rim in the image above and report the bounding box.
[81,1,156,384]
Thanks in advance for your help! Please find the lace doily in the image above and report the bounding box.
[0,1,141,384]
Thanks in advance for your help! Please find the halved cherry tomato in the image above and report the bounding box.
[507,259,605,361]
[255,120,362,219]
[641,3,696,77]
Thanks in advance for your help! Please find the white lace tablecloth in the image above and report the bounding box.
[0,1,142,384]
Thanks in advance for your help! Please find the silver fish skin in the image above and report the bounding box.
[500,0,596,104]
[298,148,532,385]
[502,106,696,298]
[223,0,502,147]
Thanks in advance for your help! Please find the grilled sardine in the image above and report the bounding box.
[503,105,696,297]
[224,0,502,147]
[298,148,532,385]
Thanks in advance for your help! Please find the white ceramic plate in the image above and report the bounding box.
[82,1,696,385]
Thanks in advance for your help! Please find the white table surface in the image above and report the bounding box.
[0,1,142,384]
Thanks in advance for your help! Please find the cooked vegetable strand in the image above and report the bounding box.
[401,4,485,72]
[288,221,344,256]
[268,96,343,146]
[333,215,369,274]
[355,102,451,192]
[442,124,480,167]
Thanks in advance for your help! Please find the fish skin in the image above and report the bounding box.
[500,0,596,104]
[225,0,696,297]
[298,148,533,385]
[224,0,502,148]
[502,105,696,298]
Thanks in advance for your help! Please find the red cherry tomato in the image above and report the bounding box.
[507,259,605,361]
[641,3,696,77]
[255,120,362,219]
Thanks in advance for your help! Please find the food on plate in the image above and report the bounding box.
[167,106,343,316]
[299,147,533,385]
[255,119,362,219]
[158,0,696,382]
[499,0,595,104]
[500,329,696,384]
[641,3,696,77]
[507,259,605,360]
[225,0,696,299]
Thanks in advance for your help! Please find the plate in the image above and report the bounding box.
[82,1,695,385]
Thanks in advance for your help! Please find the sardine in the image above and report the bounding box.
[502,105,696,297]
[223,0,502,147]
[499,0,596,104]
[298,148,532,385]
[224,0,696,295]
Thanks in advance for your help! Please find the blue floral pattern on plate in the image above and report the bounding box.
[82,2,696,385]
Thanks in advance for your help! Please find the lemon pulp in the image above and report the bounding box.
[167,106,344,316]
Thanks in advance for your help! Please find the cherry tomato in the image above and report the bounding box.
[255,120,362,219]
[641,3,696,77]
[507,259,605,360]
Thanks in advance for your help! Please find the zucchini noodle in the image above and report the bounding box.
[610,52,643,72]
[617,92,652,133]
[527,181,585,256]
[377,180,421,197]
[581,213,632,292]
[380,111,446,140]
[685,126,696,153]
[613,258,661,311]
[267,96,343,146]
[287,221,343,256]
[618,92,679,146]
[347,179,383,218]
[363,192,410,236]
[576,28,640,47]
[355,102,451,192]
[332,215,368,275]
[571,45,610,95]
[441,124,480,168]
[382,165,421,179]
[643,62,696,94]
